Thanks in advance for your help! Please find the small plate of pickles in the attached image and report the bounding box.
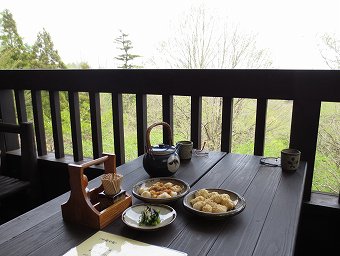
[121,204,177,231]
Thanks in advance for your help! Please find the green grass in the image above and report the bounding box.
[264,139,290,158]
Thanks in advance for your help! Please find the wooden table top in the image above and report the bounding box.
[0,152,306,256]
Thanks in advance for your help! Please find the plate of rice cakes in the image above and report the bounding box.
[183,188,246,218]
[132,177,190,204]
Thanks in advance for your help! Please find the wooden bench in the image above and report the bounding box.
[0,122,40,210]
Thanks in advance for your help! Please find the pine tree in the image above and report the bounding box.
[114,30,141,69]
[0,9,23,48]
[31,28,66,69]
[0,47,19,68]
[0,9,30,68]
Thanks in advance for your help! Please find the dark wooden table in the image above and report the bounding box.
[0,152,306,256]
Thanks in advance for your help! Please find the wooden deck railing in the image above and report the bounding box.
[0,69,339,202]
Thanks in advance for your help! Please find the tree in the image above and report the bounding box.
[315,103,340,193]
[31,28,66,69]
[154,6,272,69]
[0,10,66,70]
[0,47,19,68]
[319,33,340,70]
[315,34,340,193]
[114,30,141,69]
[113,30,142,156]
[151,5,272,151]
[0,10,22,48]
[67,61,90,69]
[0,9,31,68]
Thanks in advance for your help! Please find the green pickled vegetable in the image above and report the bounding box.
[139,206,161,226]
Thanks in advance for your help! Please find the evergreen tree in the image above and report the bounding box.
[114,30,141,69]
[0,9,23,48]
[31,28,66,69]
[0,47,18,68]
[0,9,30,68]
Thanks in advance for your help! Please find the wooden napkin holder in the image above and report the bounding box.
[61,154,132,229]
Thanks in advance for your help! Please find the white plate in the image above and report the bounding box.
[132,177,190,204]
[122,204,177,230]
[183,188,246,219]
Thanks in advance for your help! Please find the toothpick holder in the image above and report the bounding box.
[61,154,132,229]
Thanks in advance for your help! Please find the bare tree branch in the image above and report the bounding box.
[318,33,340,70]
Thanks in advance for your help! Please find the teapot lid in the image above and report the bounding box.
[150,144,176,156]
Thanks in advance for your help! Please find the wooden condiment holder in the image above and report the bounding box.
[61,154,132,229]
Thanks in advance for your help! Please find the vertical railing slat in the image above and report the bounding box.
[221,97,233,153]
[0,90,19,150]
[112,93,125,165]
[19,122,37,180]
[89,92,103,159]
[290,99,321,201]
[136,94,147,156]
[191,96,202,149]
[254,99,268,156]
[68,91,83,162]
[162,95,173,145]
[49,91,64,158]
[14,90,27,123]
[31,90,47,156]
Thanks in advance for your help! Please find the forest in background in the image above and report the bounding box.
[0,8,339,194]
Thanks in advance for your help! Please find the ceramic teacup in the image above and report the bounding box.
[281,148,301,171]
[176,141,193,160]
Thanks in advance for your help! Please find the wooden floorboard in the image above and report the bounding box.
[0,213,72,256]
[252,163,307,256]
[27,222,94,256]
[0,193,70,245]
[205,165,282,256]
[168,154,264,255]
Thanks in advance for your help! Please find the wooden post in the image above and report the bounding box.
[0,90,19,150]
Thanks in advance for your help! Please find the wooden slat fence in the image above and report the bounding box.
[0,69,339,201]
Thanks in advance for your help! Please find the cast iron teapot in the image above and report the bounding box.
[143,122,180,177]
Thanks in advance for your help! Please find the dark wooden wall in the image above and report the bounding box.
[295,201,340,255]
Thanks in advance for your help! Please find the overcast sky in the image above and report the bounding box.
[1,0,339,69]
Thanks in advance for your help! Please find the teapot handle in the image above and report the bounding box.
[145,122,173,153]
